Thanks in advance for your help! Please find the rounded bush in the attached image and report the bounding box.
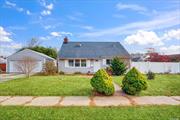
[122,67,148,95]
[90,69,115,95]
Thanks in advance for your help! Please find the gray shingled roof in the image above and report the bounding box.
[59,42,130,59]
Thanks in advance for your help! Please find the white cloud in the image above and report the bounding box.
[0,26,22,56]
[1,43,22,49]
[80,10,179,38]
[0,26,12,42]
[5,1,16,7]
[26,10,31,15]
[81,25,94,31]
[46,3,53,10]
[162,29,180,40]
[116,2,147,12]
[50,31,73,37]
[5,0,24,12]
[61,32,73,36]
[41,10,51,16]
[40,31,73,41]
[39,0,54,16]
[17,7,24,12]
[5,1,32,15]
[50,32,61,37]
[160,45,180,55]
[0,42,22,56]
[124,29,180,46]
[124,30,163,46]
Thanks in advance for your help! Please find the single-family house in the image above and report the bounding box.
[6,49,55,73]
[58,38,130,74]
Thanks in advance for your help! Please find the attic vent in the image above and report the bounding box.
[76,43,82,47]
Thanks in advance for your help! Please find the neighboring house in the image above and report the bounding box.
[58,38,130,74]
[0,56,6,72]
[6,49,55,73]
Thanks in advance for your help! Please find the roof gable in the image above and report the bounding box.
[8,49,55,61]
[59,42,130,59]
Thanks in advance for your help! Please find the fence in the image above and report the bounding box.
[131,62,180,73]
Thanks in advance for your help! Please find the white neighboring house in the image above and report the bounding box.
[6,49,56,73]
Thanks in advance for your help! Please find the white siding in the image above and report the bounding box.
[87,60,90,67]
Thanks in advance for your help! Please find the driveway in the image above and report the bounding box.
[0,73,25,82]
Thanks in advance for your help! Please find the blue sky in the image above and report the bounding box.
[0,0,180,56]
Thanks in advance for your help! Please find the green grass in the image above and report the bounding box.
[0,106,179,120]
[113,74,180,96]
[0,75,92,96]
[0,74,179,96]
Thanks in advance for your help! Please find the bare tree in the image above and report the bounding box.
[27,38,40,48]
[15,57,38,78]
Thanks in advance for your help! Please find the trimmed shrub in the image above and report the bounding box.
[122,67,147,95]
[110,57,127,76]
[147,71,155,80]
[90,69,114,95]
[44,61,57,75]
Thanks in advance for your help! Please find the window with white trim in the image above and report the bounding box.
[68,60,74,67]
[81,59,86,67]
[106,59,112,65]
[75,59,80,67]
[68,59,87,67]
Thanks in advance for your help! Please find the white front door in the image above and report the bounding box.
[93,60,101,72]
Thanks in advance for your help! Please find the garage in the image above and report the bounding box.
[6,49,55,73]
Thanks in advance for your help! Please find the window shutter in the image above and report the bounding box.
[103,59,106,65]
[65,60,68,67]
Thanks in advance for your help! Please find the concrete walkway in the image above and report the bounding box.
[0,96,179,106]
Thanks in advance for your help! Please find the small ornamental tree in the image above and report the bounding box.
[147,71,155,80]
[110,57,127,76]
[15,57,38,78]
[90,69,114,96]
[122,67,148,95]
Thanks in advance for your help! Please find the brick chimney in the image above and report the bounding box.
[63,37,68,44]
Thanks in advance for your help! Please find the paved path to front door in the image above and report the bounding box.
[0,96,179,107]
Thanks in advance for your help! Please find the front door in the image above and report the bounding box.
[93,60,101,72]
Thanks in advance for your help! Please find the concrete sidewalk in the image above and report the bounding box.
[0,96,179,106]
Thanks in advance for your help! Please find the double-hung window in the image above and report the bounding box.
[81,59,86,67]
[75,59,80,67]
[106,59,112,65]
[68,60,74,67]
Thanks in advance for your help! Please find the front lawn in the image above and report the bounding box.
[113,74,180,96]
[0,74,179,96]
[0,106,179,120]
[0,75,92,96]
